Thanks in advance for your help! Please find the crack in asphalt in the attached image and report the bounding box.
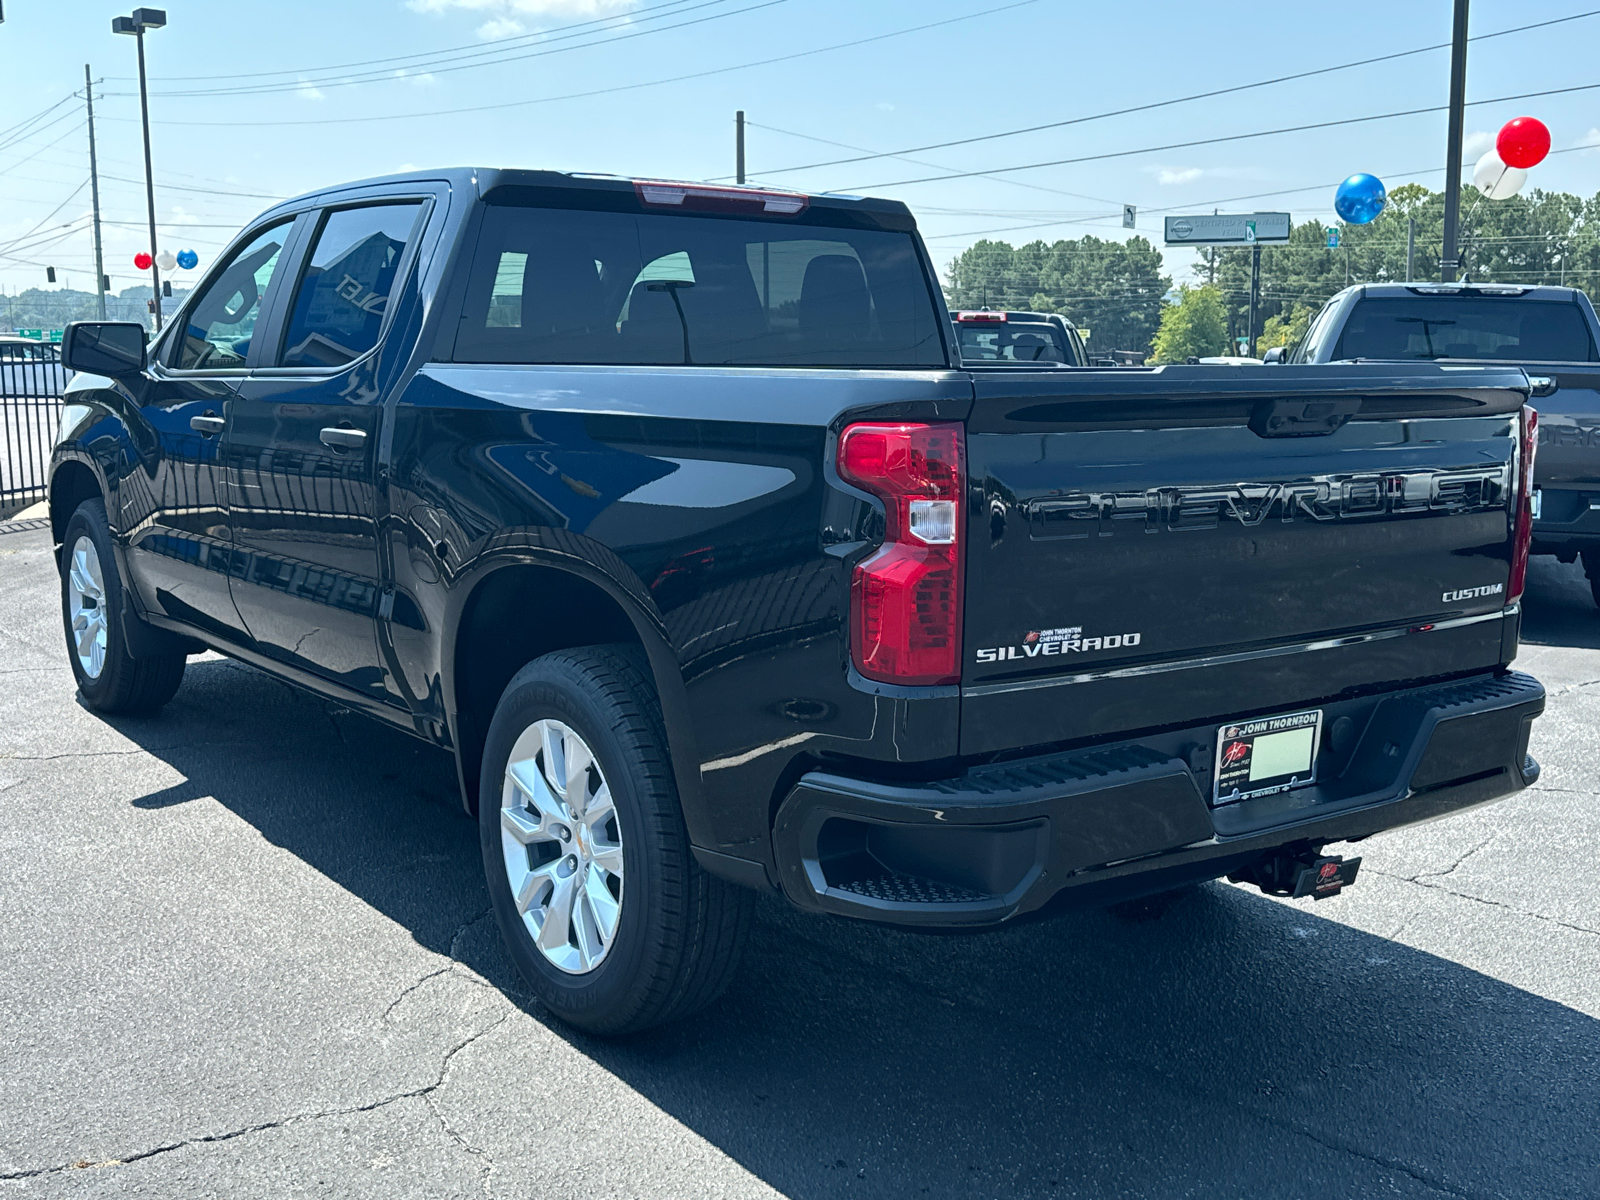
[1370,868,1600,940]
[1407,838,1495,883]
[381,909,498,1023]
[0,1011,513,1183]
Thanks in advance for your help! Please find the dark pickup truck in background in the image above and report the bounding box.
[950,308,1088,365]
[1284,281,1600,602]
[50,170,1543,1034]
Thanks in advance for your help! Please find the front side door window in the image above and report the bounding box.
[276,203,423,369]
[172,221,292,371]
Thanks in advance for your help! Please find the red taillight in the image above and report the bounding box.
[1509,405,1538,603]
[837,422,965,685]
[632,179,807,215]
[955,310,1006,323]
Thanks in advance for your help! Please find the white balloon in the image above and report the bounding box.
[1473,150,1527,201]
[155,250,177,272]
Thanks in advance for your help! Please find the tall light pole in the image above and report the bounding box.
[112,7,166,331]
[1439,0,1469,281]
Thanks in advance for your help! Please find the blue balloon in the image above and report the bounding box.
[1334,174,1387,225]
[175,248,199,270]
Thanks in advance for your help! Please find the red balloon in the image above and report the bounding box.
[1497,117,1551,169]
[134,252,153,270]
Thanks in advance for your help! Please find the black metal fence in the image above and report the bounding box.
[0,343,67,519]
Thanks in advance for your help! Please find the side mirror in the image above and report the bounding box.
[1261,346,1288,365]
[61,321,147,379]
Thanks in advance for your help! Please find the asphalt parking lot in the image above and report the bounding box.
[1,519,1597,1200]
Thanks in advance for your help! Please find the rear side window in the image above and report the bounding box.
[277,202,423,369]
[1335,297,1600,362]
[453,205,946,368]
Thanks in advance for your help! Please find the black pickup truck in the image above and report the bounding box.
[50,170,1544,1034]
[1284,281,1600,601]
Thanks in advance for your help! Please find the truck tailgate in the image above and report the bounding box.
[961,365,1527,756]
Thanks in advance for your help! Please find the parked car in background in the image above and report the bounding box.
[950,309,1086,365]
[1280,282,1600,603]
[0,335,67,397]
[50,170,1544,1036]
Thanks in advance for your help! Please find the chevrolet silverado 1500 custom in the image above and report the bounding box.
[50,171,1544,1034]
[1283,281,1600,602]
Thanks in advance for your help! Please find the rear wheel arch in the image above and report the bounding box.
[446,557,706,831]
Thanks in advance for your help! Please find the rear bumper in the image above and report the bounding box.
[1533,484,1600,553]
[772,671,1544,927]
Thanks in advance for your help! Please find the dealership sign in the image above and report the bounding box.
[1163,213,1291,246]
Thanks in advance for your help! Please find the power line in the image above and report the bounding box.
[850,81,1600,192]
[124,0,788,99]
[114,0,718,82]
[736,7,1600,180]
[109,2,1041,129]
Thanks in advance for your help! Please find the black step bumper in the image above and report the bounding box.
[771,671,1544,927]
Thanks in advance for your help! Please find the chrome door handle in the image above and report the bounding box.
[319,426,367,450]
[189,414,225,435]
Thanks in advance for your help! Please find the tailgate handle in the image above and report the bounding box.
[1249,396,1361,438]
[1527,375,1558,398]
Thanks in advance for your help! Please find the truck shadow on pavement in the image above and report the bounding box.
[1522,553,1600,649]
[108,652,1600,1198]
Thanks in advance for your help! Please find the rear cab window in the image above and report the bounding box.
[453,203,946,368]
[1334,296,1600,362]
[954,319,1072,364]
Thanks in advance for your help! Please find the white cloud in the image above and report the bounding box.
[296,77,325,102]
[407,0,639,32]
[1577,128,1600,155]
[1462,129,1495,159]
[168,206,200,227]
[877,102,895,112]
[477,17,525,37]
[394,68,438,86]
[1155,166,1203,186]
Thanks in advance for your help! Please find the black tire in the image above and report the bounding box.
[479,644,752,1036]
[60,497,186,714]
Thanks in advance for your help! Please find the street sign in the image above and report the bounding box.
[1077,328,1091,342]
[1122,204,1137,230]
[1163,212,1291,246]
[47,329,63,343]
[1326,227,1341,248]
[17,328,42,340]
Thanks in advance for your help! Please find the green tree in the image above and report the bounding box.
[1150,285,1228,362]
[944,235,1171,355]
[1260,303,1314,351]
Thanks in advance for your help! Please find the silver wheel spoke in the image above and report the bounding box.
[536,870,578,955]
[540,724,565,799]
[501,805,542,845]
[564,737,594,815]
[583,866,620,943]
[500,717,624,976]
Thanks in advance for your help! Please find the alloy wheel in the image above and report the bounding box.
[67,535,108,680]
[500,718,625,975]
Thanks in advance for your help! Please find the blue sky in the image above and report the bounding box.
[2,0,1598,297]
